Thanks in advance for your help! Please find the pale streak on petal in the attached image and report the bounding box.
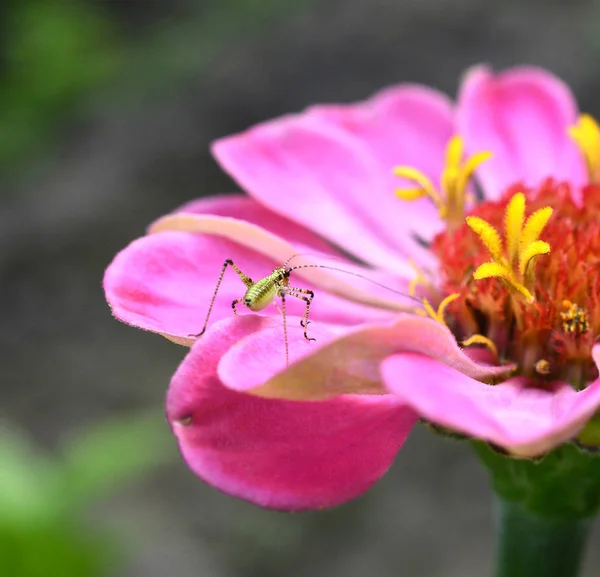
[150,213,415,313]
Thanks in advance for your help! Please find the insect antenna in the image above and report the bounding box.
[282,252,328,268]
[287,264,423,305]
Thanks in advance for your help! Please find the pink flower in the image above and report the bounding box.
[104,65,600,510]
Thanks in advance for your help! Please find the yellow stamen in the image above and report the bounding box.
[457,151,493,196]
[408,258,427,297]
[465,216,504,262]
[394,167,442,211]
[421,293,460,327]
[534,359,551,375]
[394,187,429,201]
[519,240,551,277]
[560,301,589,334]
[569,114,600,183]
[520,207,553,250]
[472,262,534,302]
[467,194,552,303]
[408,278,421,297]
[422,298,439,321]
[472,261,512,281]
[437,293,460,320]
[445,134,464,168]
[462,334,498,358]
[505,192,525,264]
[394,135,491,227]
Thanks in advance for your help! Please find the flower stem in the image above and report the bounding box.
[494,495,591,577]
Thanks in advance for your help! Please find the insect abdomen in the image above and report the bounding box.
[244,276,279,311]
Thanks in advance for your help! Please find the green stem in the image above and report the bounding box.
[494,495,591,577]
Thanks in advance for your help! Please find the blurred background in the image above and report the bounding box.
[3,0,600,575]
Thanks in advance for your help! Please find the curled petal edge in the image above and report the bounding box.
[382,346,600,458]
[218,313,516,401]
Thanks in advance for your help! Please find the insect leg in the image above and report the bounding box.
[283,286,315,342]
[279,291,289,366]
[193,259,253,338]
[231,297,244,315]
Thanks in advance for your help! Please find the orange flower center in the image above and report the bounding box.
[431,179,600,388]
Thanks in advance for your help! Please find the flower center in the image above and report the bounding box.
[395,115,600,389]
[432,179,600,388]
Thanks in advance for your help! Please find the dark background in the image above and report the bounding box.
[3,0,600,575]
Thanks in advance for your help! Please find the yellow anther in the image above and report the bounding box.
[437,292,460,320]
[465,216,504,262]
[534,359,551,375]
[518,240,551,277]
[408,277,421,297]
[422,293,460,327]
[569,114,600,183]
[472,262,534,302]
[467,194,551,304]
[394,167,442,210]
[458,151,493,194]
[421,298,439,321]
[560,301,589,334]
[472,261,512,281]
[462,334,498,358]
[505,192,525,264]
[394,135,491,227]
[395,187,430,201]
[445,134,464,168]
[407,258,428,297]
[520,207,553,251]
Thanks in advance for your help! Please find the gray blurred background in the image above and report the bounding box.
[3,0,600,576]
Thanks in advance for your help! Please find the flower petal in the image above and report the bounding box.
[212,86,454,270]
[172,195,418,302]
[103,229,400,345]
[457,65,584,198]
[382,349,600,457]
[150,213,417,311]
[167,315,418,510]
[308,85,454,241]
[311,85,453,189]
[219,314,515,400]
[173,194,337,255]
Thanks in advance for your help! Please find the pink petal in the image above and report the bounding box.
[104,229,400,345]
[172,195,418,300]
[167,315,417,510]
[457,65,585,198]
[212,85,454,270]
[173,194,337,255]
[308,85,454,241]
[219,314,515,400]
[150,212,417,310]
[310,85,453,189]
[382,348,600,457]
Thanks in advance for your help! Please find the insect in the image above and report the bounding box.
[195,255,420,365]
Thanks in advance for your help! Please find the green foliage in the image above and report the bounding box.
[60,412,173,505]
[0,0,308,171]
[0,1,119,168]
[0,523,113,577]
[0,412,172,577]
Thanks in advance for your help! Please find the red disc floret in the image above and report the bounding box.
[431,179,600,387]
